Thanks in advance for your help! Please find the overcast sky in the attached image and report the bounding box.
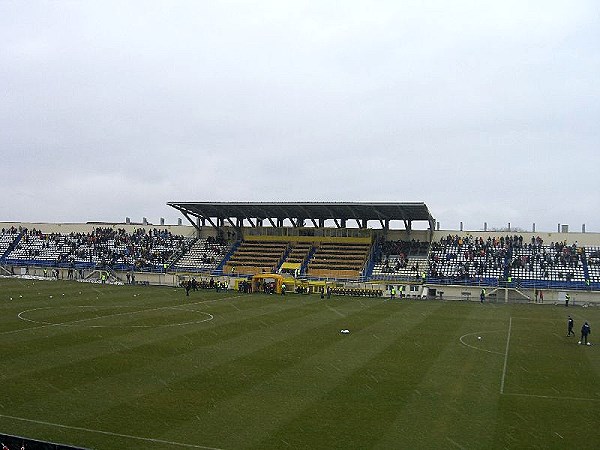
[1,0,599,232]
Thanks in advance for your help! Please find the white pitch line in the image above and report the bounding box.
[494,317,599,402]
[0,412,224,449]
[458,330,504,355]
[508,317,560,322]
[502,392,600,402]
[1,294,244,336]
[446,436,466,449]
[325,304,346,317]
[16,306,214,329]
[500,317,513,394]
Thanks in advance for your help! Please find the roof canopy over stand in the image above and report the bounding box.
[167,202,435,238]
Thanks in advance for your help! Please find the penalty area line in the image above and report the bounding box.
[0,413,224,450]
[498,317,599,403]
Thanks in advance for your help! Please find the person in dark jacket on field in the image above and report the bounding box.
[567,316,575,337]
[579,321,591,345]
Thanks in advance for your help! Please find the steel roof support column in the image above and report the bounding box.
[180,211,202,236]
[226,217,242,239]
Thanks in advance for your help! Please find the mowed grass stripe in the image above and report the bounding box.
[0,282,185,334]
[0,295,382,444]
[161,301,443,449]
[66,297,385,442]
[503,315,600,399]
[3,280,600,449]
[492,305,600,449]
[0,292,310,376]
[372,303,511,449]
[0,294,354,410]
[1,294,324,407]
[258,301,472,449]
[492,388,600,448]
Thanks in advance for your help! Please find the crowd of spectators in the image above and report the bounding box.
[173,235,230,271]
[428,234,585,284]
[2,226,598,288]
[0,227,20,256]
[374,239,428,275]
[378,239,427,259]
[200,236,227,265]
[429,234,518,280]
[3,227,192,271]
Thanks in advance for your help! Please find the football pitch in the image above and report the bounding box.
[1,278,599,449]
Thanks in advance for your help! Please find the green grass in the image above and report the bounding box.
[1,277,599,449]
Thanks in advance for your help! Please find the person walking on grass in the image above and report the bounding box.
[579,321,591,345]
[567,316,575,337]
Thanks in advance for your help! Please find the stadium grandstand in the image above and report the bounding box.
[2,201,600,303]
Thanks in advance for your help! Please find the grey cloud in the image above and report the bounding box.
[1,1,599,230]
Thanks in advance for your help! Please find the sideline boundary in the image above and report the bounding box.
[0,412,223,449]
